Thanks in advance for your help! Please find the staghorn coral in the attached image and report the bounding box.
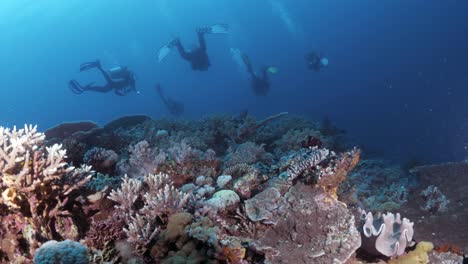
[359,209,415,258]
[0,125,92,260]
[108,173,189,255]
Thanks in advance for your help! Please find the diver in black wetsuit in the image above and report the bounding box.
[170,27,211,71]
[242,53,275,96]
[155,83,184,117]
[305,52,329,72]
[69,60,138,96]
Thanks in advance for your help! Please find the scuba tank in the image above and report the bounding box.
[109,66,128,79]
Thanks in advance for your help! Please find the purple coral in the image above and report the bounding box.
[108,173,189,254]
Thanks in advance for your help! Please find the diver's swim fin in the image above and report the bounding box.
[266,66,279,74]
[68,80,84,94]
[207,24,229,34]
[80,60,101,72]
[157,39,177,63]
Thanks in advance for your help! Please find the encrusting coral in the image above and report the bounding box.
[388,241,433,264]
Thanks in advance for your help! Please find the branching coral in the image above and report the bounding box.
[0,125,92,260]
[108,173,189,255]
[119,139,220,186]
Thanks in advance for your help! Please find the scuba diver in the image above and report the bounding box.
[241,53,278,96]
[155,83,184,117]
[157,24,229,71]
[305,52,329,72]
[69,60,138,96]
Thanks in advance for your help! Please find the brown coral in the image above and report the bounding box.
[0,125,93,260]
[253,183,361,264]
[316,147,360,199]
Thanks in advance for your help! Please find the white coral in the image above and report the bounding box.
[360,209,414,257]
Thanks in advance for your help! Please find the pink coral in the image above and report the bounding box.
[108,173,189,255]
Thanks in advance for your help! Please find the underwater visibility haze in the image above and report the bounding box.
[0,0,468,263]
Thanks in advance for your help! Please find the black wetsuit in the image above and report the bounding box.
[69,62,136,96]
[174,32,210,71]
[306,52,323,72]
[245,60,270,96]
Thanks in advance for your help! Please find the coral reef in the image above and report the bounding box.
[0,114,464,263]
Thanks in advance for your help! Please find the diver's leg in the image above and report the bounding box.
[242,54,254,75]
[80,60,101,72]
[83,84,113,93]
[68,80,84,94]
[197,32,207,51]
[262,68,270,82]
[95,65,113,84]
[174,40,190,60]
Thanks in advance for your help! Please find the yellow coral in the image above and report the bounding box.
[388,241,434,264]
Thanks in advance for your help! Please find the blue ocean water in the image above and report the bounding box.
[1,0,467,163]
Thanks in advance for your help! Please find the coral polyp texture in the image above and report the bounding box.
[0,114,465,263]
